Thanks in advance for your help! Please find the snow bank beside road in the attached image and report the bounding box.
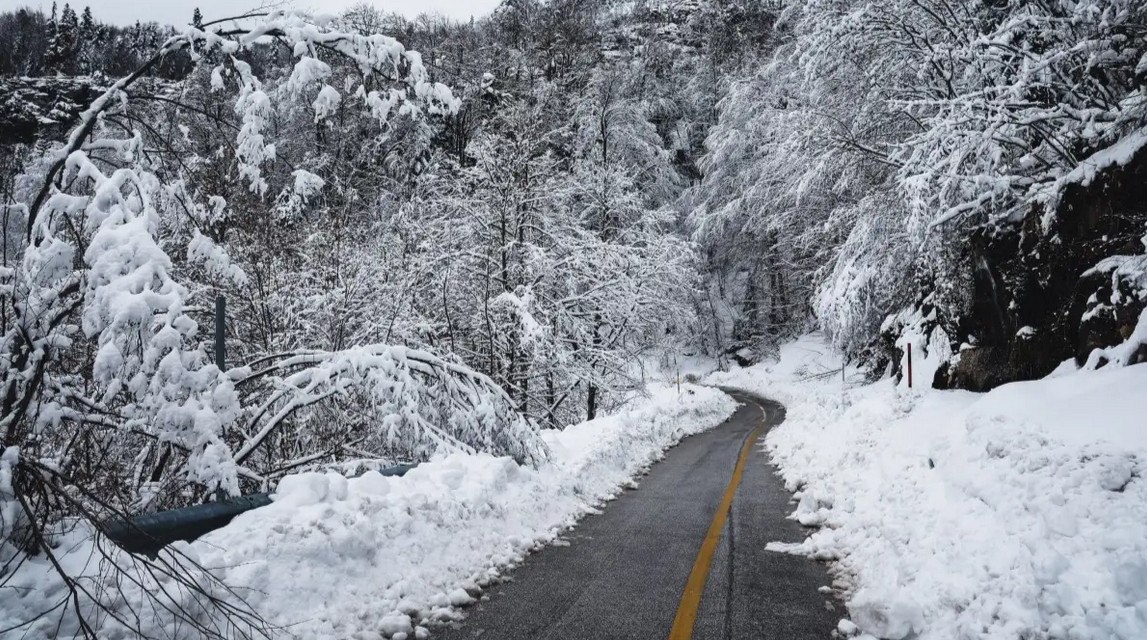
[163,383,730,639]
[709,335,1147,640]
[1,384,734,639]
[187,383,734,639]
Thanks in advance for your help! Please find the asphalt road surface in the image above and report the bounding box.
[433,389,841,640]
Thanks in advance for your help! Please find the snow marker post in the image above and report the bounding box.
[907,342,913,388]
[215,294,226,371]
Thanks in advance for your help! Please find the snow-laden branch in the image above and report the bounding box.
[0,12,535,565]
[230,344,548,467]
[26,10,459,233]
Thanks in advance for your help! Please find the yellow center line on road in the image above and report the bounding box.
[668,402,765,640]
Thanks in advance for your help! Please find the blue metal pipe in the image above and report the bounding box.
[105,464,418,556]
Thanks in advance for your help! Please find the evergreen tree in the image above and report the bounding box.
[79,5,93,36]
[78,6,95,73]
[57,3,79,73]
[44,1,61,72]
[192,7,203,29]
[40,2,80,73]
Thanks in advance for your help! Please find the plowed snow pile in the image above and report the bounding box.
[710,335,1147,640]
[0,384,735,639]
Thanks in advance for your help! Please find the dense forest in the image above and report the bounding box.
[0,0,1144,635]
[0,3,193,78]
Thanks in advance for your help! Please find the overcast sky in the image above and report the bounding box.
[0,0,502,26]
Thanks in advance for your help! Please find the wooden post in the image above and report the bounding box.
[907,342,913,388]
[214,294,226,371]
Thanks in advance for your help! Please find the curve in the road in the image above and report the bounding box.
[433,389,840,640]
[668,417,762,640]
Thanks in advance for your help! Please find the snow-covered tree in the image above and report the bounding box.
[0,12,551,635]
[689,0,1147,378]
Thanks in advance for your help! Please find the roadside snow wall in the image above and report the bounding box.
[1,384,735,639]
[710,334,1147,640]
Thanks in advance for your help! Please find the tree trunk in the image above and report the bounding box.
[586,382,597,421]
[587,312,602,420]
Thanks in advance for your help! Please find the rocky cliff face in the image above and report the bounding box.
[945,143,1147,390]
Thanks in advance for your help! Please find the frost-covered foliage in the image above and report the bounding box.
[231,345,547,473]
[155,4,715,431]
[0,12,559,637]
[391,91,700,426]
[3,8,475,499]
[689,0,1147,376]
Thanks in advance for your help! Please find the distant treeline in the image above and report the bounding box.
[0,3,195,78]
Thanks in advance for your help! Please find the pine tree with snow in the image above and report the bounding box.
[44,1,61,72]
[44,2,79,73]
[77,5,96,73]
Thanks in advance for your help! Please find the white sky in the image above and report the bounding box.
[0,0,501,26]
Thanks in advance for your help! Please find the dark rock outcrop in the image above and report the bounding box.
[944,141,1147,389]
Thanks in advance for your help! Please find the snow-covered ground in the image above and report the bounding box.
[709,335,1147,640]
[1,384,735,639]
[9,335,1143,640]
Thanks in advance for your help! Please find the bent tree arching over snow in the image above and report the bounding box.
[0,12,546,634]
